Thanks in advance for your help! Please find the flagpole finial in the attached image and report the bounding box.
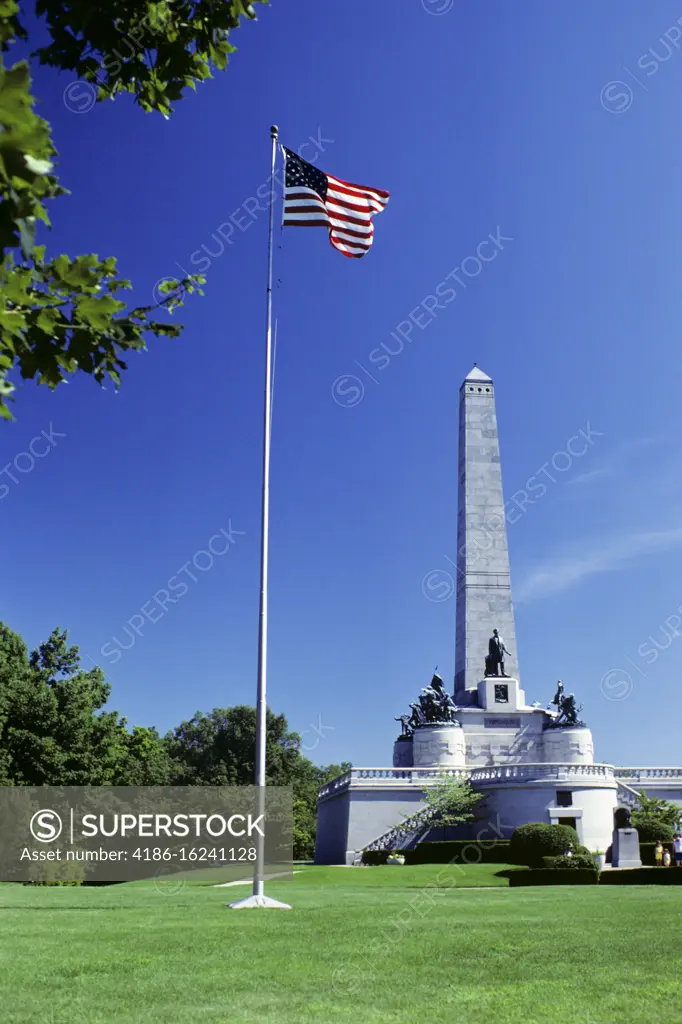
[270,125,279,139]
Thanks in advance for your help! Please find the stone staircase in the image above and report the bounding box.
[351,806,438,865]
[616,779,641,809]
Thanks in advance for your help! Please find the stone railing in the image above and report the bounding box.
[317,766,472,801]
[318,763,614,799]
[318,763,682,800]
[353,767,470,782]
[469,762,615,784]
[317,770,353,801]
[614,767,682,782]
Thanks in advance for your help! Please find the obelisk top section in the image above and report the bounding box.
[454,365,518,701]
[463,364,492,383]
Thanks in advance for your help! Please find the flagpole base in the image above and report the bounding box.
[227,894,292,910]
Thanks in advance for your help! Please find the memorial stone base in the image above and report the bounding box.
[611,827,642,869]
[412,723,466,767]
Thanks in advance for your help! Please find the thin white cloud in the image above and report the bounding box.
[566,468,610,487]
[564,435,665,491]
[619,435,664,452]
[515,527,682,604]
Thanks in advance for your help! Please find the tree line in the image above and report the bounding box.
[0,621,348,859]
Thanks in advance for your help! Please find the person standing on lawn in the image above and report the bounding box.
[664,848,672,867]
[674,834,682,867]
[655,840,664,866]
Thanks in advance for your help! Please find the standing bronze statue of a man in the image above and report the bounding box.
[484,628,511,677]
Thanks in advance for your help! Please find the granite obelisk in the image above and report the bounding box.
[454,365,518,701]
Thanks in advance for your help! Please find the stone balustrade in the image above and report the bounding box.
[317,763,682,801]
[317,762,630,800]
[469,762,615,784]
[614,767,682,781]
[317,766,471,800]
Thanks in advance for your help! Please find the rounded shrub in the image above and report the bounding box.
[509,868,598,887]
[24,858,86,885]
[552,824,581,852]
[632,820,676,844]
[510,823,581,867]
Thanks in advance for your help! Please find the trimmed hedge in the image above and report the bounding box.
[363,841,677,870]
[542,854,596,870]
[405,840,512,866]
[22,880,83,887]
[508,865,682,886]
[600,867,682,885]
[510,823,581,867]
[631,821,676,844]
[361,850,391,865]
[639,842,674,866]
[509,868,598,887]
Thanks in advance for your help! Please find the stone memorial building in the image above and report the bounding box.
[315,366,682,865]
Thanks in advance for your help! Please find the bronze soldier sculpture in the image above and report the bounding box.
[549,680,565,712]
[547,681,585,728]
[394,672,459,738]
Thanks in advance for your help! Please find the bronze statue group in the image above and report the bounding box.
[395,674,458,736]
[395,630,585,737]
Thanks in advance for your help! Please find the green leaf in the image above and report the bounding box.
[74,293,124,330]
[35,307,61,334]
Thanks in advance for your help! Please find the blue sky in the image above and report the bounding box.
[4,1,682,769]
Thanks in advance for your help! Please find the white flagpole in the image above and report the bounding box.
[229,125,290,910]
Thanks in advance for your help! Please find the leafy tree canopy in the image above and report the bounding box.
[0,619,347,857]
[632,789,681,843]
[292,762,350,860]
[34,0,266,116]
[420,773,484,828]
[0,0,267,418]
[164,706,350,858]
[0,620,175,785]
[164,705,304,788]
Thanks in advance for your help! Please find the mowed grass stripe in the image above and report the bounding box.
[1,866,681,1023]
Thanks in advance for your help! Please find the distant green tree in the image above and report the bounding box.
[113,726,177,786]
[0,619,28,782]
[292,797,316,860]
[0,0,268,418]
[291,761,351,860]
[632,790,681,842]
[0,621,174,785]
[0,622,121,783]
[163,706,303,787]
[164,707,350,857]
[0,620,345,855]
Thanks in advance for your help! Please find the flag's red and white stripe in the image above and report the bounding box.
[284,172,390,259]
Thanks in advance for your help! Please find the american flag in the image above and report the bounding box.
[282,148,390,258]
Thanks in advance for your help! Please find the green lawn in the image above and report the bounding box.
[1,865,681,1023]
